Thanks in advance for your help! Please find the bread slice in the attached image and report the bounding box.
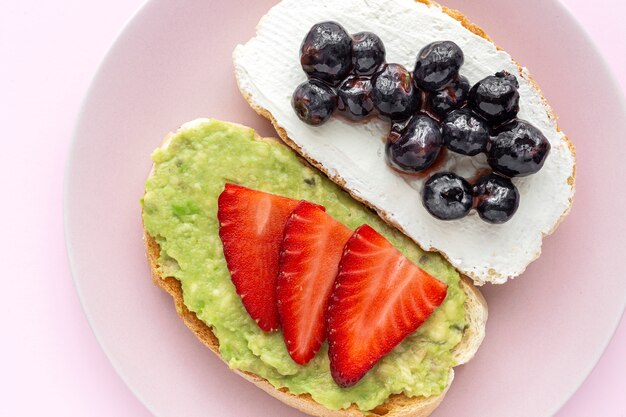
[232,0,577,285]
[143,124,487,417]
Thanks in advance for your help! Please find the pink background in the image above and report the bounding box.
[1,0,624,416]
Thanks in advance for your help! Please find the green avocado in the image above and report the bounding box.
[141,119,466,411]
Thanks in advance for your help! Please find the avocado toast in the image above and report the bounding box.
[142,119,487,416]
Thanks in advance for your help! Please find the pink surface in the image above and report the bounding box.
[1,0,625,416]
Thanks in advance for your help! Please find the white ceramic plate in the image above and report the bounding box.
[65,0,626,416]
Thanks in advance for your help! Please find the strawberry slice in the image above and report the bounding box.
[327,224,448,387]
[217,184,300,332]
[277,201,353,365]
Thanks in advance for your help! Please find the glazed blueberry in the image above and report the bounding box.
[488,119,551,177]
[351,32,386,76]
[300,22,352,86]
[372,63,420,121]
[291,80,338,126]
[469,71,520,124]
[413,41,464,91]
[337,76,375,121]
[473,174,520,224]
[422,172,473,220]
[385,115,442,173]
[442,109,490,156]
[430,75,470,117]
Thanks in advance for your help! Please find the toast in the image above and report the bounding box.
[143,123,487,417]
[233,0,576,285]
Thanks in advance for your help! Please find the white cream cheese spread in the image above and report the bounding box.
[233,0,575,284]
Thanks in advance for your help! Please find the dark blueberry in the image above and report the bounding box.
[473,174,520,224]
[300,22,352,86]
[468,71,520,124]
[351,32,386,76]
[413,41,464,91]
[337,76,375,121]
[442,109,490,156]
[422,172,473,220]
[372,63,420,121]
[385,115,442,173]
[291,80,338,126]
[430,75,470,117]
[488,119,551,177]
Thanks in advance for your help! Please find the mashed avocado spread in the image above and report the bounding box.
[142,119,466,411]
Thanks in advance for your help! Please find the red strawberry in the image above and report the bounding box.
[327,224,448,387]
[217,184,300,332]
[277,201,353,365]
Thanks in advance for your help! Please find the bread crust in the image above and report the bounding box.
[143,125,487,417]
[234,0,576,285]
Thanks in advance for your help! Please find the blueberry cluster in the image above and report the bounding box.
[294,22,386,124]
[292,22,551,224]
[423,172,519,224]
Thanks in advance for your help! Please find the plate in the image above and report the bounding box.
[64,0,626,416]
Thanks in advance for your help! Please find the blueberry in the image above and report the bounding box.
[413,41,464,91]
[442,109,490,156]
[430,75,470,117]
[422,172,473,220]
[469,71,520,124]
[351,32,386,76]
[300,22,352,86]
[372,63,420,121]
[385,115,442,173]
[337,76,375,121]
[473,174,520,224]
[291,80,338,126]
[488,119,551,177]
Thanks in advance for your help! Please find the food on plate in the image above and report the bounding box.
[141,0,579,414]
[217,183,301,332]
[283,18,548,226]
[292,80,338,126]
[468,71,520,124]
[142,119,487,416]
[336,76,376,121]
[300,21,353,86]
[327,224,448,388]
[277,201,352,365]
[488,120,551,177]
[422,172,474,221]
[386,114,442,173]
[233,0,576,284]
[430,75,470,118]
[287,20,542,226]
[442,109,489,156]
[413,40,464,92]
[372,63,421,121]
[472,174,520,224]
[350,32,386,76]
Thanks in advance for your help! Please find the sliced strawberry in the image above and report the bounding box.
[327,224,448,387]
[217,184,300,332]
[277,201,353,365]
